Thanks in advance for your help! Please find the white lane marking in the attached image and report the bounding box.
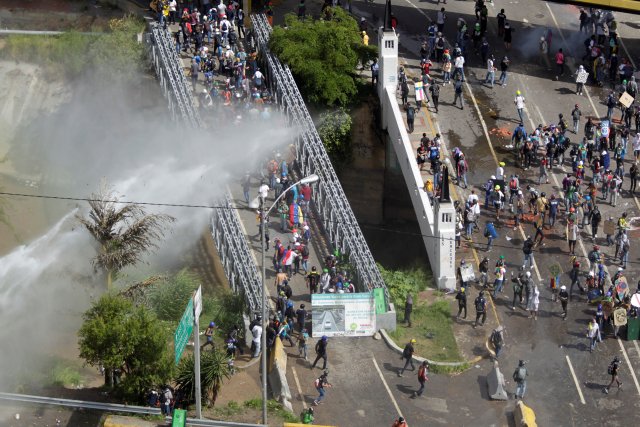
[617,37,637,70]
[617,337,640,396]
[292,367,307,409]
[545,2,568,52]
[372,357,405,421]
[565,355,586,404]
[401,0,431,22]
[634,340,640,361]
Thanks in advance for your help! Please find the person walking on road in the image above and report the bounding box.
[527,284,540,320]
[522,236,535,269]
[485,55,496,88]
[587,318,600,352]
[499,56,510,86]
[603,356,622,394]
[555,48,565,80]
[406,102,416,133]
[539,36,550,70]
[455,287,467,319]
[571,104,582,134]
[398,339,416,377]
[473,291,487,328]
[511,271,526,310]
[491,326,505,358]
[558,285,569,319]
[311,335,328,369]
[453,75,464,109]
[493,262,507,298]
[313,370,332,405]
[513,360,528,400]
[484,221,498,251]
[514,90,526,123]
[412,361,430,398]
[429,80,440,113]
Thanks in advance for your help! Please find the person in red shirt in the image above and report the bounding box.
[392,416,408,427]
[555,48,565,80]
[412,361,430,398]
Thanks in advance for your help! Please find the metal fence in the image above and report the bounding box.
[146,23,262,316]
[250,14,389,306]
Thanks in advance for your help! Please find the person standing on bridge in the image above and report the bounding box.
[398,339,416,377]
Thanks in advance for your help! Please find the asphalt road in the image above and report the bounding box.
[339,0,640,425]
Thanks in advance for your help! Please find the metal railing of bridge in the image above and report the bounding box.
[146,23,262,317]
[250,14,390,306]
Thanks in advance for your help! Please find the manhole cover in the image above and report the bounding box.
[536,13,545,19]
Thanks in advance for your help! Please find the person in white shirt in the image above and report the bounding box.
[436,7,446,32]
[219,16,231,45]
[514,91,526,123]
[453,55,465,82]
[633,133,640,160]
[467,190,480,216]
[485,56,495,88]
[496,162,505,180]
[251,320,262,358]
[168,0,177,25]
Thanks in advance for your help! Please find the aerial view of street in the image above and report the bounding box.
[0,0,639,426]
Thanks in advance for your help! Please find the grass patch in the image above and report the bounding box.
[244,399,299,423]
[389,300,463,363]
[213,400,243,418]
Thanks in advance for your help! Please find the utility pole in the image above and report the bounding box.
[193,286,203,419]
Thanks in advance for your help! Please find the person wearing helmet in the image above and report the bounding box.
[587,317,600,352]
[492,185,505,221]
[455,286,467,319]
[513,360,528,399]
[569,256,585,300]
[311,335,329,370]
[399,339,417,376]
[514,90,526,123]
[313,370,332,406]
[474,291,487,328]
[202,321,217,351]
[558,285,569,319]
[522,236,535,270]
[604,356,622,394]
[484,221,498,252]
[479,256,490,287]
[511,270,526,310]
[493,260,507,299]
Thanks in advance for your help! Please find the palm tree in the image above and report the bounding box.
[175,351,232,407]
[77,184,174,290]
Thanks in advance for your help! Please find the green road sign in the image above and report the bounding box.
[373,288,386,314]
[171,409,187,427]
[174,299,194,365]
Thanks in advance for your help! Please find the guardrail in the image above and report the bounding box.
[0,392,265,427]
[249,14,390,306]
[146,23,262,318]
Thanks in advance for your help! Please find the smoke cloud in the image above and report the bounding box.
[0,62,292,388]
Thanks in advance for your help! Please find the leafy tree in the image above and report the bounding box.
[174,351,232,407]
[317,108,353,166]
[77,184,174,289]
[269,8,378,106]
[78,294,173,395]
[377,263,431,307]
[150,269,200,322]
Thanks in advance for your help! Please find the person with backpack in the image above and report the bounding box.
[412,361,430,398]
[473,291,487,328]
[513,360,528,399]
[453,75,464,109]
[508,174,520,204]
[398,339,416,376]
[301,407,314,424]
[313,370,332,405]
[491,326,505,357]
[522,236,534,270]
[510,271,526,310]
[429,80,440,113]
[604,356,622,394]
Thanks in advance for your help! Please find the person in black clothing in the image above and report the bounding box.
[455,288,467,319]
[474,291,487,327]
[406,103,416,133]
[401,80,409,106]
[295,304,307,333]
[630,162,638,193]
[311,336,328,369]
[591,205,602,240]
[604,356,622,393]
[430,81,440,113]
[398,339,416,376]
[558,285,569,319]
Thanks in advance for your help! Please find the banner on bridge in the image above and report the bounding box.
[311,292,376,337]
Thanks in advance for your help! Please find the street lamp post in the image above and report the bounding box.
[250,173,319,425]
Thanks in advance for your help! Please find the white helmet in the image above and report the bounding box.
[525,271,531,278]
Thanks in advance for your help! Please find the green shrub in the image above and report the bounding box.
[377,263,432,307]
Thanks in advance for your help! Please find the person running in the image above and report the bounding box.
[412,361,430,398]
[603,356,622,394]
[311,335,328,369]
[313,370,332,405]
[474,291,487,328]
[513,360,528,399]
[201,321,217,350]
[398,339,416,377]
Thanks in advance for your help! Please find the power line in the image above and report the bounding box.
[2,190,637,267]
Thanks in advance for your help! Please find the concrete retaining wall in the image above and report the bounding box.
[267,337,293,412]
